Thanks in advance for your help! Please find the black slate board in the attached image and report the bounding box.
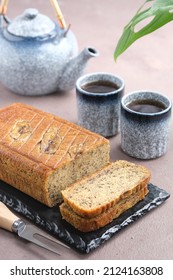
[0,181,170,253]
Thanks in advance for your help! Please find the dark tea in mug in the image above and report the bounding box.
[127,99,166,114]
[76,72,125,137]
[121,90,172,159]
[82,81,119,94]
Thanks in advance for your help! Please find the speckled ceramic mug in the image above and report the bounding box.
[76,72,125,137]
[121,90,172,159]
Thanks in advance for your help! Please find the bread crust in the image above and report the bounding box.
[0,103,110,206]
[61,160,151,218]
[60,185,149,232]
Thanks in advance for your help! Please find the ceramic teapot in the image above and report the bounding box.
[0,8,99,96]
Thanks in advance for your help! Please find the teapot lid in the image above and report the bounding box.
[7,8,56,38]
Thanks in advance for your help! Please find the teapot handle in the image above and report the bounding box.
[49,0,66,29]
[0,0,67,29]
[0,0,8,15]
[0,0,10,29]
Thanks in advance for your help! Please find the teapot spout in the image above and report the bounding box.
[58,47,99,91]
[80,46,99,59]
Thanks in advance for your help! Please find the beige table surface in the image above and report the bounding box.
[0,0,173,260]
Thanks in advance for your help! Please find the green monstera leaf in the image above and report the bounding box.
[114,0,173,60]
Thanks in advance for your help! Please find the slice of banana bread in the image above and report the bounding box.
[60,185,148,232]
[61,160,151,218]
[0,103,110,207]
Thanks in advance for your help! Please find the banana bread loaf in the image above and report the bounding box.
[60,185,148,232]
[0,103,110,207]
[61,160,151,219]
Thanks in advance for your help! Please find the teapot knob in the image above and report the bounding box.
[24,8,39,20]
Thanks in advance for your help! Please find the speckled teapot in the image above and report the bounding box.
[0,7,98,96]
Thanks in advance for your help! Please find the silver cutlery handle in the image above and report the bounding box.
[0,202,20,232]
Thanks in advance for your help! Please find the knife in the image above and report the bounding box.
[0,202,69,255]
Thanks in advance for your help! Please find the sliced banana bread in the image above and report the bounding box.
[0,103,110,207]
[61,160,151,218]
[60,185,148,232]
